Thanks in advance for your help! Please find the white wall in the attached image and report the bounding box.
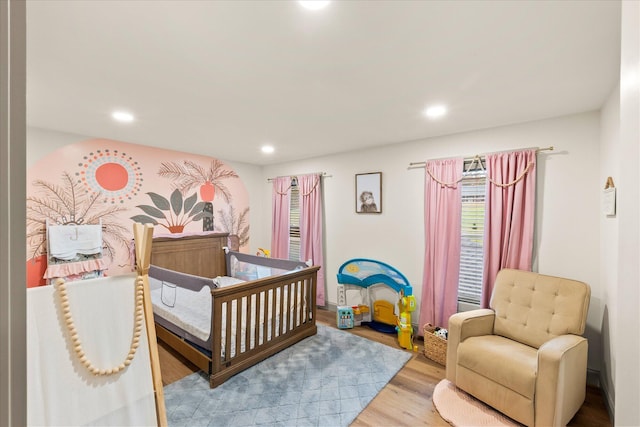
[27,127,87,167]
[599,83,619,415]
[613,1,640,424]
[262,111,603,371]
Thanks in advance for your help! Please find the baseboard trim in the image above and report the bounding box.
[322,303,420,332]
[587,368,600,387]
[599,370,615,425]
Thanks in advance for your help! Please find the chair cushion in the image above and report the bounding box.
[490,269,590,348]
[458,335,537,399]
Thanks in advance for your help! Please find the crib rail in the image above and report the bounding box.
[210,265,319,387]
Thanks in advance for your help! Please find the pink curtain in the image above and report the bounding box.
[270,176,291,260]
[298,173,325,306]
[481,149,536,307]
[419,158,463,329]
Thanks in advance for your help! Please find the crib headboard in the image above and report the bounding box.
[150,232,228,278]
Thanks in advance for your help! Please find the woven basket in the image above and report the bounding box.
[423,323,447,366]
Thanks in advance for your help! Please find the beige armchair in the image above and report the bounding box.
[446,269,591,427]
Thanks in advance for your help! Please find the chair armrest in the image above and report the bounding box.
[536,335,588,427]
[445,309,495,382]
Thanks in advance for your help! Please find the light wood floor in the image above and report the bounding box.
[157,308,612,426]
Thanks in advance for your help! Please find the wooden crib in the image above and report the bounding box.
[149,232,319,388]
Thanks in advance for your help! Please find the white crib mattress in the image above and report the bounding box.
[150,275,308,357]
[150,275,244,342]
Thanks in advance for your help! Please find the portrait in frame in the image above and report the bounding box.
[355,172,382,214]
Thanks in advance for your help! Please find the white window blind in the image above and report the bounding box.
[289,179,301,262]
[458,162,486,305]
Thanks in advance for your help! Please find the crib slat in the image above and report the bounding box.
[225,300,232,362]
[296,279,301,328]
[310,275,317,324]
[270,288,276,340]
[288,282,293,332]
[288,281,298,331]
[302,280,307,324]
[235,298,242,356]
[299,280,304,327]
[304,280,316,323]
[212,291,223,369]
[261,291,267,347]
[246,294,252,352]
[279,283,285,335]
[253,292,259,349]
[298,279,303,327]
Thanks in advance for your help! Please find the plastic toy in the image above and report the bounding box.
[256,248,270,257]
[397,291,416,350]
[336,306,354,329]
[434,327,448,340]
[336,258,416,350]
[352,304,369,326]
[373,300,396,326]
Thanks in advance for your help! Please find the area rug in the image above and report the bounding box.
[163,324,412,427]
[433,379,523,427]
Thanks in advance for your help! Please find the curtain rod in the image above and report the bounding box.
[266,172,331,182]
[408,146,554,168]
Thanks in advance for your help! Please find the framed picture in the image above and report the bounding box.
[355,172,382,213]
[603,187,616,216]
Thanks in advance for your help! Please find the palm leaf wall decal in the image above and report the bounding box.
[157,161,190,179]
[146,192,171,210]
[26,172,130,262]
[130,215,159,225]
[131,189,211,232]
[189,201,206,216]
[136,204,165,219]
[77,193,102,222]
[156,159,239,202]
[170,189,183,216]
[184,193,197,213]
[183,160,208,181]
[217,205,250,248]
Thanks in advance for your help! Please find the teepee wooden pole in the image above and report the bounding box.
[133,223,167,427]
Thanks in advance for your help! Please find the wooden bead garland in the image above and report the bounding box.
[55,275,146,376]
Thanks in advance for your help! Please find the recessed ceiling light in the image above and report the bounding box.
[424,105,448,119]
[261,145,275,154]
[298,1,331,11]
[111,111,135,123]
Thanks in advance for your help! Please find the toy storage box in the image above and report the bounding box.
[336,306,354,329]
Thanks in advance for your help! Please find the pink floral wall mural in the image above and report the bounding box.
[26,138,249,287]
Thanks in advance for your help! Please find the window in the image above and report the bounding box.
[289,179,301,261]
[458,160,486,305]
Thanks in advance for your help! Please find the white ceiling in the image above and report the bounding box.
[27,0,621,166]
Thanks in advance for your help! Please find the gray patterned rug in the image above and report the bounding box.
[163,324,412,427]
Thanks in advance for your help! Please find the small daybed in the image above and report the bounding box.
[148,232,319,388]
